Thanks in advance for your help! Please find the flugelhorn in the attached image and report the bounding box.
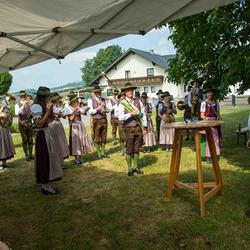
[177,100,186,110]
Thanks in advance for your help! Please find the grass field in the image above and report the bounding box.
[0,108,250,250]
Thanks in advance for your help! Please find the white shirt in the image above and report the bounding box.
[117,97,147,128]
[15,103,24,115]
[87,95,104,115]
[107,96,118,112]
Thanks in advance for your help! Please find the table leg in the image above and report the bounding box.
[194,131,205,217]
[167,129,180,198]
[205,128,223,196]
[173,131,183,184]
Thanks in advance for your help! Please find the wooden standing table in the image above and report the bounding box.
[166,120,224,217]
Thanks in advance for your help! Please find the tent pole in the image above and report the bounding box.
[0,32,64,60]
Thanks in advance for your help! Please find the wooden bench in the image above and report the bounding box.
[236,123,249,145]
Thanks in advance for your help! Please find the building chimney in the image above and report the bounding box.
[149,49,154,54]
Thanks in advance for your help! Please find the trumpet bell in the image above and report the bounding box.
[177,101,186,110]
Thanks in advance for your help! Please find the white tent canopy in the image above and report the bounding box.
[0,0,237,73]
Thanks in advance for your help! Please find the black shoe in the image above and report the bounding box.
[132,168,143,175]
[29,156,34,160]
[127,171,134,176]
[245,210,250,218]
[25,156,31,161]
[41,188,57,195]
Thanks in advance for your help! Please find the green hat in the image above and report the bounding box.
[92,86,102,93]
[51,92,62,101]
[69,94,78,103]
[34,86,51,96]
[19,90,27,96]
[123,83,137,91]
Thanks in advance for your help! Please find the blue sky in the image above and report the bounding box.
[10,26,175,92]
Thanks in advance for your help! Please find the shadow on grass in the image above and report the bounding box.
[1,158,250,250]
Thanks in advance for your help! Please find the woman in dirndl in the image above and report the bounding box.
[200,88,222,163]
[31,87,63,195]
[64,94,92,165]
[158,92,177,152]
[48,92,69,168]
[0,95,16,169]
[141,92,156,152]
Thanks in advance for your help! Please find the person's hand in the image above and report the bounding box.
[130,111,138,117]
[167,109,172,114]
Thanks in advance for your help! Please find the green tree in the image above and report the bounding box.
[0,72,12,95]
[162,0,250,98]
[81,45,123,85]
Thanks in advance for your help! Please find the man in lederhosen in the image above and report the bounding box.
[114,91,126,154]
[15,90,34,161]
[88,86,109,159]
[155,89,164,143]
[117,83,147,176]
[187,78,204,120]
[107,88,119,145]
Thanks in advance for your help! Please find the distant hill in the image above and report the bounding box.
[11,81,85,95]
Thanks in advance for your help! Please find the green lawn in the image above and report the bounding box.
[0,108,250,250]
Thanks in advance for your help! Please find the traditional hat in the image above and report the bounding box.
[92,86,102,93]
[135,91,140,97]
[191,78,202,86]
[156,89,163,95]
[113,88,119,94]
[69,94,78,103]
[19,90,27,96]
[203,88,215,94]
[141,92,148,99]
[51,92,62,101]
[34,86,51,96]
[122,82,137,91]
[162,91,170,97]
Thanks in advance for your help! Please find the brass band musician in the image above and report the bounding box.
[187,79,204,119]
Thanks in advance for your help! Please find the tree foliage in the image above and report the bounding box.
[163,0,250,98]
[0,72,12,95]
[81,45,123,85]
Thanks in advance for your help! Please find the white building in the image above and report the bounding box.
[90,48,185,100]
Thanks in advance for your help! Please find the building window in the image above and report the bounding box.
[125,70,131,78]
[107,88,113,96]
[135,87,140,93]
[147,68,154,76]
[151,86,156,93]
[144,87,149,93]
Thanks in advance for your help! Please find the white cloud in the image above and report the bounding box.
[158,37,168,47]
[64,51,96,63]
[154,36,175,55]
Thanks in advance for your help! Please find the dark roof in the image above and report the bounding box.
[90,48,175,85]
[131,48,175,69]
